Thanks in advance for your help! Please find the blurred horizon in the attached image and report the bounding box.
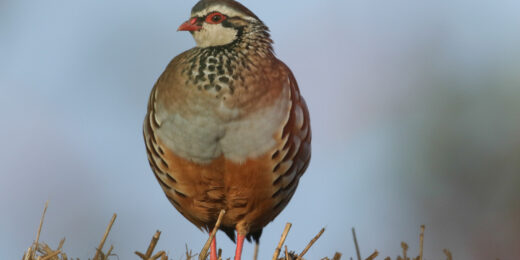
[1,0,520,259]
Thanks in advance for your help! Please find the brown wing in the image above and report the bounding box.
[269,61,312,215]
[143,80,182,207]
[142,52,212,229]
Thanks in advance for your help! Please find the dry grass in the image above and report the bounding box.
[22,202,455,260]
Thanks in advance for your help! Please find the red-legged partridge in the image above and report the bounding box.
[143,1,311,259]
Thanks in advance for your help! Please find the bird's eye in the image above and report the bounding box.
[206,12,226,24]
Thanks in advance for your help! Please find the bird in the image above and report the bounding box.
[143,0,311,259]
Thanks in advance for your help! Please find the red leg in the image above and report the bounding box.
[234,232,245,260]
[210,235,217,260]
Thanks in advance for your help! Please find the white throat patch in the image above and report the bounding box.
[192,23,238,47]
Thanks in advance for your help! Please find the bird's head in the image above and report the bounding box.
[178,0,269,48]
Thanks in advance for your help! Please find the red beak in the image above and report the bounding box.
[178,18,202,31]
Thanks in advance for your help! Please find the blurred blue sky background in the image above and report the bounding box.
[1,0,520,259]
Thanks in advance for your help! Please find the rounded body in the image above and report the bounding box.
[143,0,311,242]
